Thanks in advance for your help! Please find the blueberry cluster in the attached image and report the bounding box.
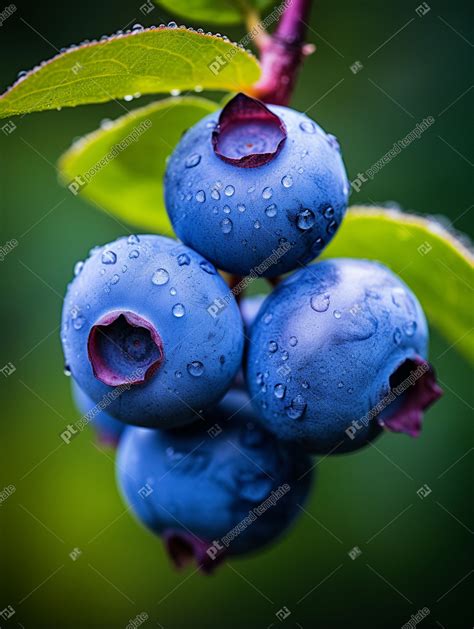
[63,94,441,572]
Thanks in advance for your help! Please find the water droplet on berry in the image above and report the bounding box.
[262,187,273,200]
[187,361,204,376]
[323,206,335,219]
[73,315,85,330]
[286,395,307,419]
[327,220,338,234]
[403,320,417,336]
[127,234,140,245]
[172,303,186,318]
[300,120,316,133]
[281,350,289,361]
[333,310,342,319]
[185,153,201,168]
[296,209,315,230]
[281,174,293,188]
[237,204,246,213]
[200,260,216,274]
[224,185,235,197]
[170,287,177,296]
[111,274,120,285]
[289,336,298,346]
[274,383,286,399]
[175,370,182,378]
[177,253,190,266]
[223,205,231,214]
[211,188,220,200]
[393,328,402,344]
[263,313,273,324]
[220,218,233,234]
[196,190,206,203]
[129,249,140,259]
[152,268,169,285]
[102,250,116,265]
[254,220,261,229]
[268,341,278,353]
[265,204,277,217]
[74,261,84,276]
[327,134,340,150]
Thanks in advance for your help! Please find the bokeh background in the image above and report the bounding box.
[0,0,472,627]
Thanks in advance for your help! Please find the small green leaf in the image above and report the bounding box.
[0,28,260,118]
[321,206,474,363]
[58,96,218,233]
[156,0,275,25]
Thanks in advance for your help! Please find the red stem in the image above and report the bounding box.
[250,0,314,106]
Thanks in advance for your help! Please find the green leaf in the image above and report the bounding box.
[0,28,260,118]
[321,206,474,363]
[156,0,275,25]
[58,96,218,233]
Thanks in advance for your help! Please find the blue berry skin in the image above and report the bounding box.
[61,235,244,429]
[116,389,313,571]
[164,104,349,277]
[71,381,125,447]
[246,259,440,454]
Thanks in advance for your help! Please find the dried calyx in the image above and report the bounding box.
[212,93,286,168]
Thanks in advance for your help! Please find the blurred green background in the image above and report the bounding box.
[0,0,472,627]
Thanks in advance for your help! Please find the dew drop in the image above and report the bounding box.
[289,336,298,346]
[220,218,233,234]
[74,261,84,276]
[223,205,231,214]
[187,360,204,376]
[393,328,402,344]
[110,274,120,285]
[123,94,134,102]
[224,185,235,197]
[177,253,190,266]
[200,260,216,274]
[323,206,335,219]
[254,220,261,230]
[296,209,315,230]
[327,220,338,234]
[265,204,277,217]
[286,395,307,420]
[73,315,85,330]
[152,268,170,285]
[262,187,273,200]
[185,153,201,168]
[403,320,417,336]
[281,174,293,188]
[263,313,273,324]
[268,341,278,353]
[237,203,246,213]
[196,190,206,203]
[274,383,286,399]
[129,249,140,259]
[175,370,182,378]
[300,120,316,133]
[127,234,140,245]
[281,350,289,361]
[327,134,340,151]
[333,310,342,319]
[168,21,178,28]
[172,303,186,318]
[102,250,117,265]
[170,287,177,296]
[211,188,221,200]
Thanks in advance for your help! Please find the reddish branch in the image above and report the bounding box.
[249,0,314,106]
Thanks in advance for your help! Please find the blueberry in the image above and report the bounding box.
[71,380,125,447]
[61,235,244,428]
[246,259,442,453]
[165,93,349,277]
[116,389,313,572]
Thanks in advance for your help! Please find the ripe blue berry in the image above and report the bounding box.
[61,235,244,428]
[165,93,349,277]
[116,389,313,572]
[246,259,442,453]
[72,381,125,447]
